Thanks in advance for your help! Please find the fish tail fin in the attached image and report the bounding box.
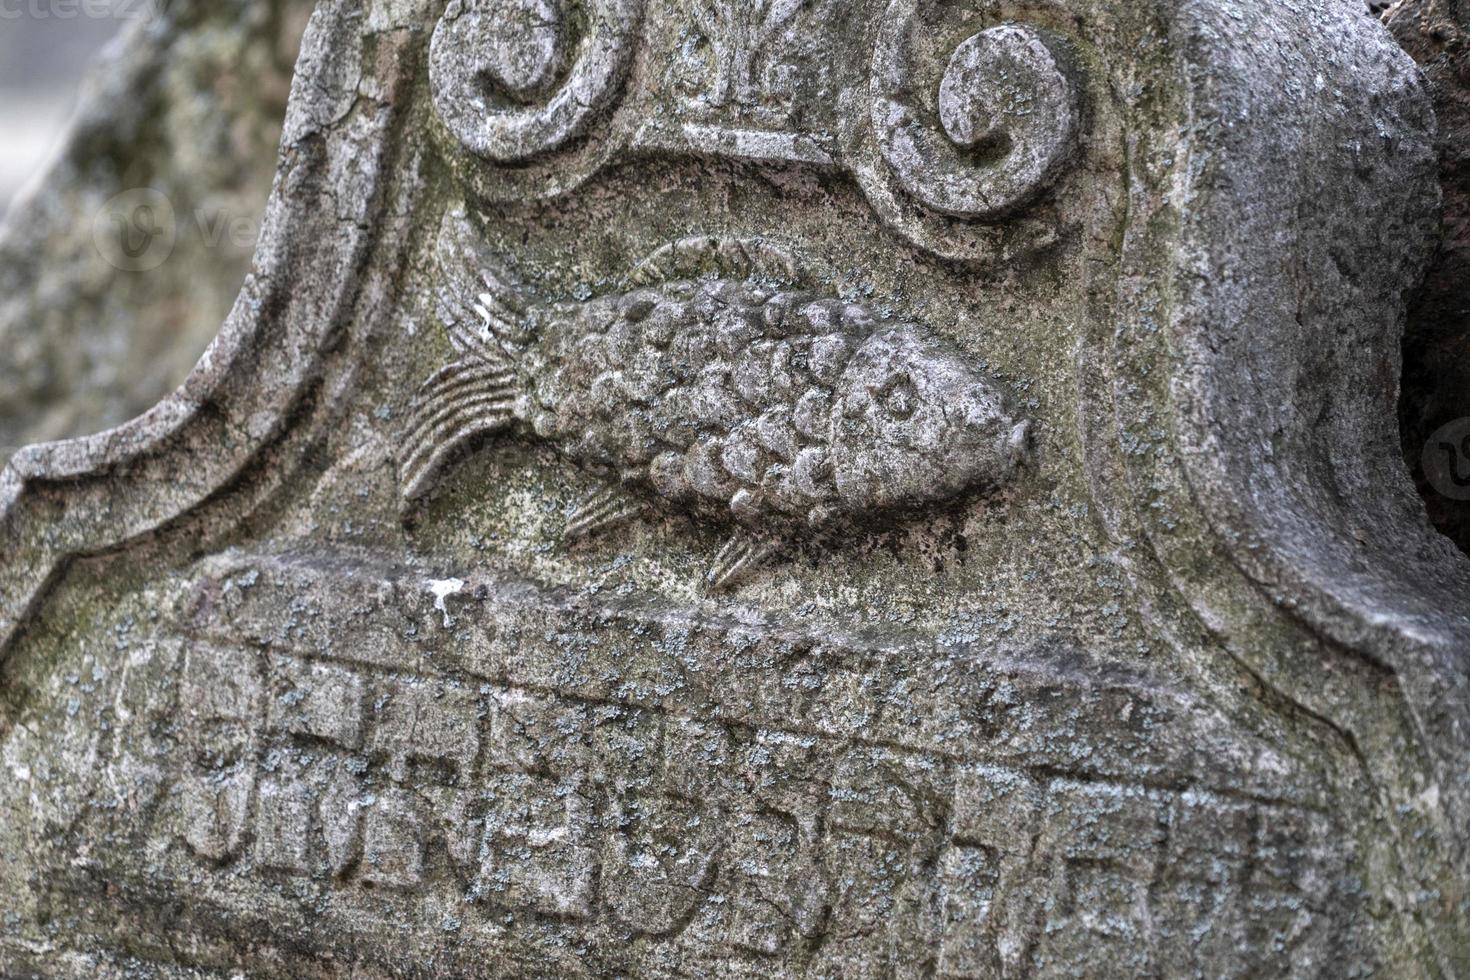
[398,359,518,506]
[436,206,533,366]
[398,207,532,508]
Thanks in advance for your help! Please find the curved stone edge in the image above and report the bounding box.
[1149,0,1469,965]
[0,0,392,657]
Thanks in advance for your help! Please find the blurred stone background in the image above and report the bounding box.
[0,4,129,218]
[0,1,312,463]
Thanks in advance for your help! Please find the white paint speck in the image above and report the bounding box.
[427,578,466,628]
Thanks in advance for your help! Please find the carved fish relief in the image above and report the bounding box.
[400,211,1032,587]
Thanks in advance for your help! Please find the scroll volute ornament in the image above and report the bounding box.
[429,0,643,163]
[872,8,1084,219]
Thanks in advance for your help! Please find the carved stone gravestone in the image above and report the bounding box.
[3,1,1469,976]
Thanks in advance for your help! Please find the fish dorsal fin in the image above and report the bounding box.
[436,207,532,367]
[625,236,805,289]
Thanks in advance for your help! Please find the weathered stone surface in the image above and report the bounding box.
[0,0,312,463]
[1,0,1467,976]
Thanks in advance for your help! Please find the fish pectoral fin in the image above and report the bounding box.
[398,359,517,507]
[564,488,647,543]
[706,532,782,591]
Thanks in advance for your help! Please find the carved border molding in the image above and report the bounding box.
[1087,3,1470,969]
[426,0,1089,261]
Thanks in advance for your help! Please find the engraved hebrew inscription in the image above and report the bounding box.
[400,212,1032,585]
[110,554,1359,975]
[169,640,1341,972]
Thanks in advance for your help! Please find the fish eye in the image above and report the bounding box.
[878,376,917,421]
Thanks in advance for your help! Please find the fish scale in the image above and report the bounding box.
[522,283,865,529]
[400,214,1031,587]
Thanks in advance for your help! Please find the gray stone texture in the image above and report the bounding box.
[1,0,1468,977]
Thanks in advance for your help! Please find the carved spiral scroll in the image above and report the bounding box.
[872,12,1082,220]
[429,0,643,164]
